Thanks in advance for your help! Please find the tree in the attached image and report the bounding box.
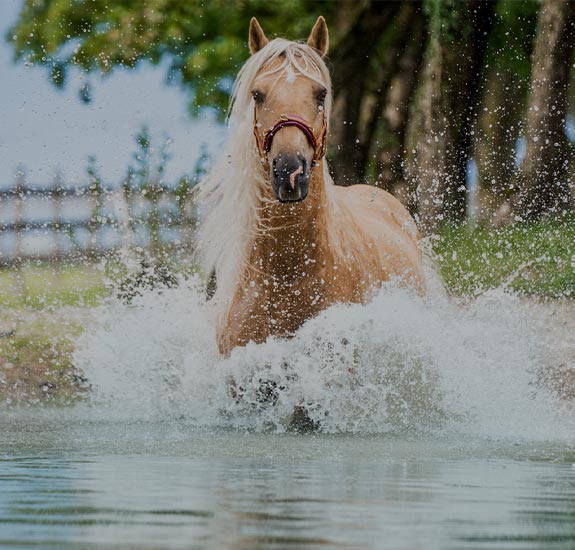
[405,0,495,234]
[327,1,403,184]
[510,0,575,221]
[375,6,427,200]
[472,0,538,221]
[328,2,427,189]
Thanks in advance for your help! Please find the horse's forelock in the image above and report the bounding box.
[229,39,332,123]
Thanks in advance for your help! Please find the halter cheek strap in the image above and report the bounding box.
[253,106,327,165]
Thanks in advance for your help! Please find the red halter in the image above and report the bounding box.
[253,106,327,165]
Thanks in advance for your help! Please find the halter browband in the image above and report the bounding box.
[253,107,327,165]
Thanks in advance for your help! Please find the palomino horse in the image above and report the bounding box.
[196,17,425,356]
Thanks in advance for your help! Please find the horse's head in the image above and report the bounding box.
[249,17,330,202]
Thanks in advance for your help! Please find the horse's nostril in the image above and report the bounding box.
[271,154,308,193]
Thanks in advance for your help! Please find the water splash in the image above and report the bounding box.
[74,275,575,439]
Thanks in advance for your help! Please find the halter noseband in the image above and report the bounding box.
[253,106,327,165]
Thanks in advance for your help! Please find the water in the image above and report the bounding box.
[74,276,575,438]
[2,277,575,548]
[1,418,574,549]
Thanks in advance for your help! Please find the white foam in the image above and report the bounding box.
[74,275,575,439]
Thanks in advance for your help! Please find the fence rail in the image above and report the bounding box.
[0,180,196,267]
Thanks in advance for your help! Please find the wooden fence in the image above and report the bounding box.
[0,178,196,267]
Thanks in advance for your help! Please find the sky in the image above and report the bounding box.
[0,0,222,188]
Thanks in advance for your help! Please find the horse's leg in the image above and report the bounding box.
[206,268,217,300]
[287,405,320,433]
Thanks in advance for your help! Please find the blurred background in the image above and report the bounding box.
[2,0,575,258]
[1,0,575,401]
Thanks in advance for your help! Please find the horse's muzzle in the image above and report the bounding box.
[271,154,309,202]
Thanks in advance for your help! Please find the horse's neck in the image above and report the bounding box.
[248,165,334,282]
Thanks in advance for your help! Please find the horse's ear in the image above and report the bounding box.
[249,17,269,54]
[307,16,329,57]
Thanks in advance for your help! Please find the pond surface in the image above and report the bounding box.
[1,416,574,550]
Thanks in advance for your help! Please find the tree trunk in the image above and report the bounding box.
[474,67,524,220]
[406,0,495,234]
[376,7,426,202]
[472,1,538,223]
[329,1,402,185]
[511,0,575,221]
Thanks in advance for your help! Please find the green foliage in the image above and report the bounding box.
[113,257,178,304]
[423,0,456,41]
[86,128,197,302]
[9,0,336,117]
[191,143,210,185]
[484,0,539,81]
[422,0,474,45]
[433,218,575,298]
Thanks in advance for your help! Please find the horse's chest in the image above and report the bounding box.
[220,261,369,353]
[234,272,328,331]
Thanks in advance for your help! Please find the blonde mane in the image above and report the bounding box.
[194,38,335,301]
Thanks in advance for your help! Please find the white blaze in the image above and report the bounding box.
[285,65,296,84]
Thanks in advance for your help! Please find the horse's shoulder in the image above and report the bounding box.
[335,183,398,207]
[334,184,419,238]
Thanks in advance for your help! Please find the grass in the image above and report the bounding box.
[0,262,106,404]
[432,217,575,298]
[0,262,108,309]
[0,320,88,405]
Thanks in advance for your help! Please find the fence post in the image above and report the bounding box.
[87,156,103,260]
[13,169,26,307]
[175,176,193,257]
[52,173,65,286]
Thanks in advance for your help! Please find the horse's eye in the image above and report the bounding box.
[251,90,266,105]
[315,87,327,105]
